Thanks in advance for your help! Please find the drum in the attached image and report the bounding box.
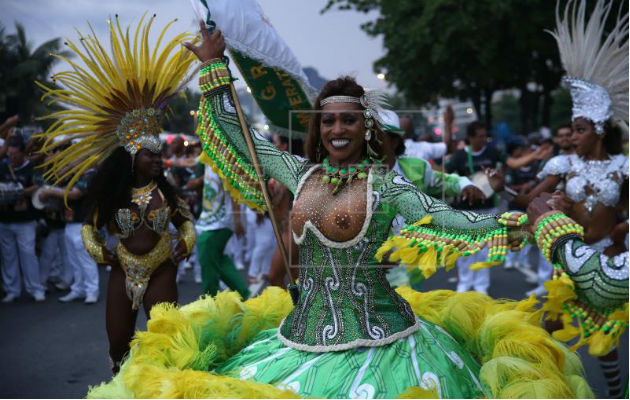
[0,181,24,205]
[469,171,494,198]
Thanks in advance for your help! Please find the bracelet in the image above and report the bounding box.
[81,224,105,264]
[199,60,231,95]
[178,220,196,255]
[534,212,584,262]
[497,211,528,227]
[201,58,225,69]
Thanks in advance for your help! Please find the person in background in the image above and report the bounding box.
[38,168,100,304]
[195,164,249,299]
[34,155,72,291]
[445,121,506,294]
[502,140,553,297]
[0,135,45,303]
[552,124,574,156]
[399,107,454,162]
[0,115,19,160]
[267,134,303,288]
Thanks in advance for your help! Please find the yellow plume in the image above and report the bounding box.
[37,14,198,195]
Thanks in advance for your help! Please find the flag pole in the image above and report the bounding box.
[227,81,299,304]
[194,5,299,304]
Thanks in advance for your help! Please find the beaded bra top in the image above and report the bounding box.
[538,154,629,214]
[114,188,171,239]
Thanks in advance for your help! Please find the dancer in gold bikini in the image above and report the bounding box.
[37,15,197,373]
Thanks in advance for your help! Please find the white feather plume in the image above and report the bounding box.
[549,0,629,125]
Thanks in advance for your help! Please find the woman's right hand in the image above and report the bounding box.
[183,20,226,62]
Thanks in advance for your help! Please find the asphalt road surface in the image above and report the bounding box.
[0,265,626,398]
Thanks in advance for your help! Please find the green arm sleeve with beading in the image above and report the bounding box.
[196,61,307,211]
[553,239,628,311]
[376,173,510,278]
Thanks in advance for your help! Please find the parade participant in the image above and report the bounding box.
[445,121,506,294]
[0,135,45,303]
[88,23,591,399]
[196,160,250,298]
[38,169,100,304]
[36,16,197,373]
[526,1,629,396]
[527,193,628,398]
[516,0,629,255]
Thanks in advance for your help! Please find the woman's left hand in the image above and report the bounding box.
[173,240,189,263]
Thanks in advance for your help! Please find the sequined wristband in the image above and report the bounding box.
[534,211,584,262]
[199,61,231,97]
[81,224,105,264]
[178,220,196,255]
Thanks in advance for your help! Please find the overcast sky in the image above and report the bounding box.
[2,0,387,91]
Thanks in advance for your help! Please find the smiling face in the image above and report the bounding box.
[134,148,163,180]
[571,117,601,157]
[319,102,365,166]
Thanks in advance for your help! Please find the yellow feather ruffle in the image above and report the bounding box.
[88,287,593,399]
[543,273,629,357]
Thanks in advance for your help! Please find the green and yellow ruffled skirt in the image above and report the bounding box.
[88,287,593,399]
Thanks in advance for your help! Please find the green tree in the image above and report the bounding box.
[162,88,201,134]
[322,0,566,133]
[0,23,71,125]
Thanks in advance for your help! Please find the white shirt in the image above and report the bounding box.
[196,165,233,232]
[403,139,447,161]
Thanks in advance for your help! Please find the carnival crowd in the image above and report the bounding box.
[0,109,614,305]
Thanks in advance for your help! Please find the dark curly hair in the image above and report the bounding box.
[85,147,179,228]
[305,76,385,162]
[603,120,623,155]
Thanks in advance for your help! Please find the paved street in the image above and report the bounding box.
[0,265,626,398]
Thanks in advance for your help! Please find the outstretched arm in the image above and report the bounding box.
[527,194,628,356]
[376,172,526,279]
[185,23,307,210]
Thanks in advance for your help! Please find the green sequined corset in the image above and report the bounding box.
[196,61,503,352]
[279,170,418,351]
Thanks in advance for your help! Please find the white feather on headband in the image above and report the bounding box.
[548,0,629,132]
[361,89,391,126]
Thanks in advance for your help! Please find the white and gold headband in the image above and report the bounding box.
[319,89,389,127]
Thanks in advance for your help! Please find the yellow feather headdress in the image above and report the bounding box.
[37,14,198,191]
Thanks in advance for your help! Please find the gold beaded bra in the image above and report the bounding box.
[114,182,171,238]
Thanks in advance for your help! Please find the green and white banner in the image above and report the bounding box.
[189,0,315,136]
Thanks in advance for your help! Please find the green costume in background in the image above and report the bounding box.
[88,61,592,399]
[196,164,249,299]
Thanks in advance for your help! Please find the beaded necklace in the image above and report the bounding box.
[321,157,369,195]
[131,181,157,214]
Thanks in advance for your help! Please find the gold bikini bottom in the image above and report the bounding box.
[116,233,172,310]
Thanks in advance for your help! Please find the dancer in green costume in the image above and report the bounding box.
[89,22,592,399]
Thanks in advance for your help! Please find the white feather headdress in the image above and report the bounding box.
[549,0,628,133]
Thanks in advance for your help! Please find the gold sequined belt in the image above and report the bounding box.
[116,233,172,310]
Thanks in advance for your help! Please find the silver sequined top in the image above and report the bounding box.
[537,154,629,213]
